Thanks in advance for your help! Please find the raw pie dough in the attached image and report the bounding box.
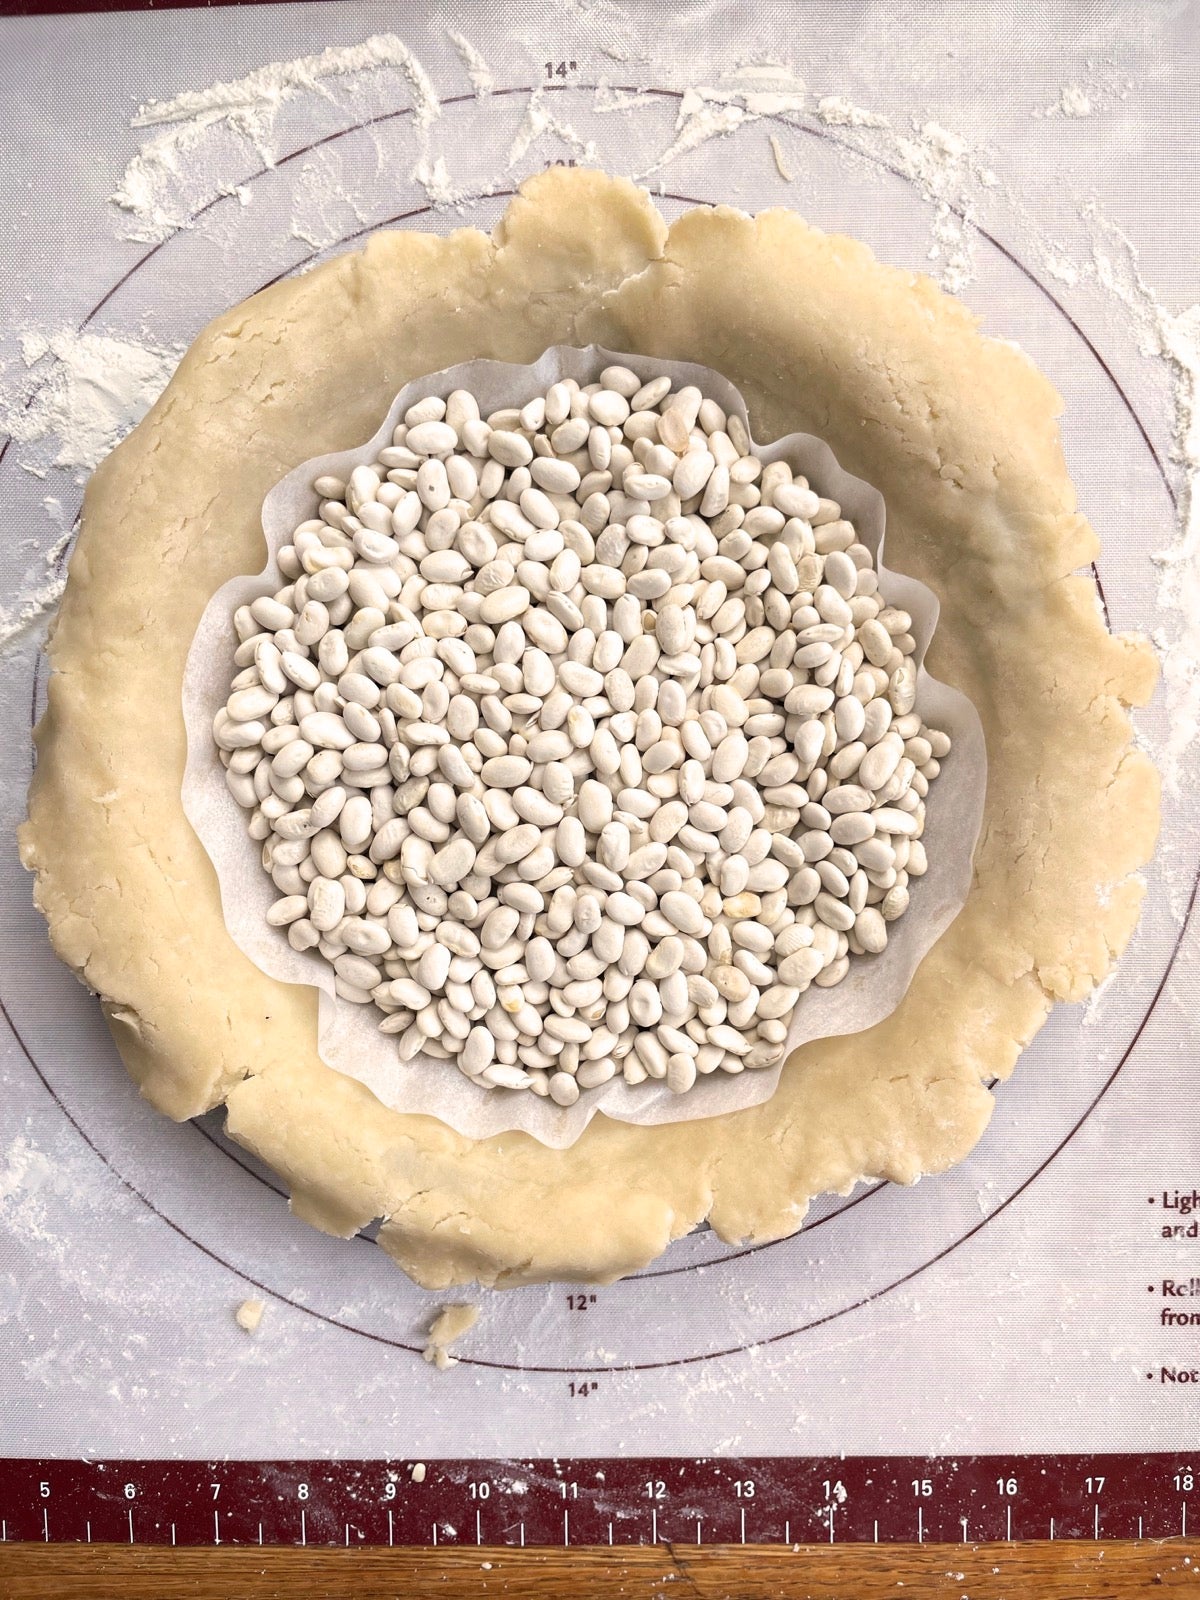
[21,170,1159,1288]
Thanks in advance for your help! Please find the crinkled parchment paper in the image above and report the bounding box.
[182,346,986,1149]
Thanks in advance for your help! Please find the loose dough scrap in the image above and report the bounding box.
[423,1303,480,1370]
[235,1297,265,1333]
[21,170,1159,1289]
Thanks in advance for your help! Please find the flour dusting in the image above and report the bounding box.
[110,119,215,243]
[1063,205,1200,788]
[507,88,597,169]
[1124,315,1200,782]
[131,34,440,131]
[1047,83,1094,118]
[1033,66,1132,121]
[593,83,659,113]
[0,328,178,648]
[447,30,494,97]
[4,329,179,475]
[638,69,806,180]
[815,95,889,129]
[638,88,747,177]
[0,1137,54,1207]
[808,106,990,293]
[0,572,66,653]
[112,35,442,243]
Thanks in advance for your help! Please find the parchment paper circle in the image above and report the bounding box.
[182,345,986,1149]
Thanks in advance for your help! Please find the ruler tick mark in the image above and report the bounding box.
[1094,1503,1100,1540]
[214,1509,220,1546]
[1049,1517,1055,1540]
[476,1508,482,1546]
[85,1522,91,1545]
[872,1519,878,1544]
[606,1521,611,1546]
[1138,1516,1144,1539]
[257,1523,262,1547]
[344,1523,350,1547]
[651,1507,657,1545]
[127,1508,134,1546]
[43,1507,48,1542]
[740,1505,745,1545]
[565,1507,570,1547]
[1006,1505,1012,1542]
[918,1505,923,1544]
[961,1517,968,1544]
[829,1505,835,1544]
[432,1522,437,1546]
[388,1509,393,1547]
[300,1508,306,1547]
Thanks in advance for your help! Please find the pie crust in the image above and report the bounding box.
[21,170,1160,1287]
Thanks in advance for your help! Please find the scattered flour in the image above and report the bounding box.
[1042,254,1082,288]
[637,71,806,180]
[1070,206,1200,788]
[1046,83,1094,118]
[892,122,980,292]
[447,30,494,97]
[631,86,986,295]
[112,34,442,243]
[507,88,597,169]
[638,88,747,177]
[1033,66,1133,122]
[0,1133,123,1269]
[0,328,179,649]
[0,573,67,654]
[4,329,180,474]
[809,107,989,293]
[413,152,460,207]
[593,82,659,114]
[0,1136,54,1208]
[111,119,215,243]
[1082,965,1121,1027]
[815,95,889,129]
[130,34,440,132]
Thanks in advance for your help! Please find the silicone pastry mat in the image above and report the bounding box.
[0,0,1196,1547]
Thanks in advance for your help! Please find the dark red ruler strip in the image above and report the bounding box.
[0,1456,1196,1546]
[0,3,314,16]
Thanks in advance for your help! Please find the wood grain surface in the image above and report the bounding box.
[2,1542,1198,1597]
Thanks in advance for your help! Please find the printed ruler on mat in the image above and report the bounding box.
[0,1456,1196,1546]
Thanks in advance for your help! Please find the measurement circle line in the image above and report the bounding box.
[16,168,1172,1293]
[3,81,1189,1371]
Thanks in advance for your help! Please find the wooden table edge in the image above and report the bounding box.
[2,1538,1199,1597]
